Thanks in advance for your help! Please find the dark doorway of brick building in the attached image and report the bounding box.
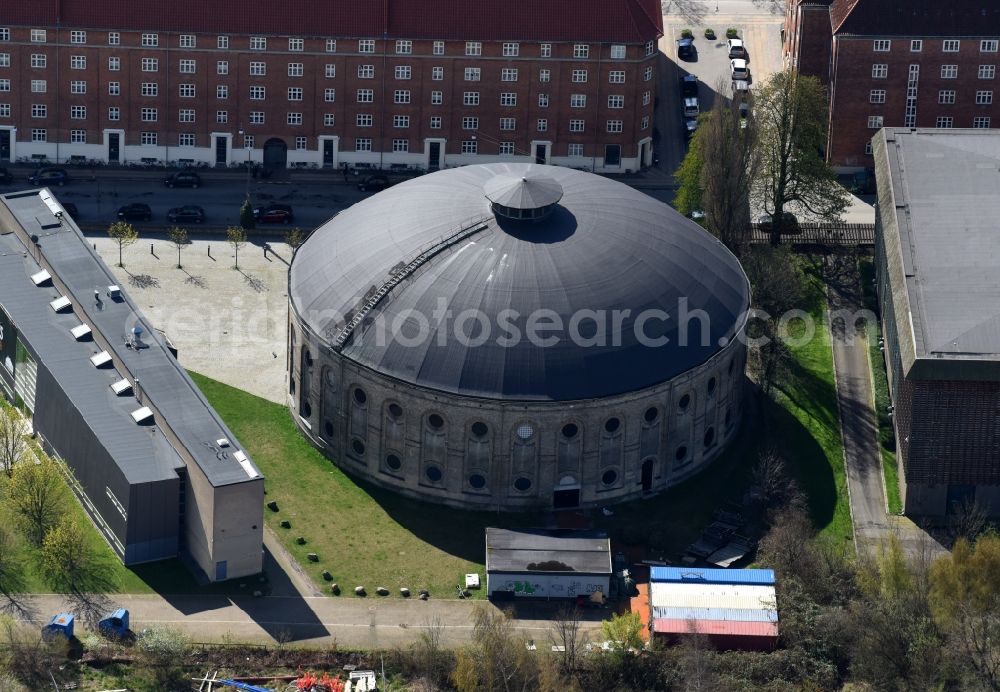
[0,130,11,163]
[428,142,441,170]
[641,458,653,492]
[604,145,621,168]
[535,144,546,164]
[263,138,287,171]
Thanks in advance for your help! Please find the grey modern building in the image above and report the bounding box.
[485,527,611,600]
[288,163,750,510]
[0,189,263,581]
[873,128,1000,516]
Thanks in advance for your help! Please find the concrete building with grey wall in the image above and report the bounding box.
[873,128,1000,516]
[288,163,750,510]
[0,188,263,581]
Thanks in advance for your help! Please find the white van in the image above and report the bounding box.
[730,58,750,81]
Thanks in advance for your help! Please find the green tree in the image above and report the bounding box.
[135,627,192,689]
[600,611,644,658]
[0,404,25,478]
[167,226,188,269]
[7,455,66,545]
[284,227,305,251]
[674,130,704,218]
[239,198,256,230]
[753,70,850,244]
[0,525,27,600]
[42,517,114,594]
[452,605,538,692]
[227,226,247,270]
[107,220,138,267]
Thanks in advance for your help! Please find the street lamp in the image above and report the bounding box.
[237,129,251,198]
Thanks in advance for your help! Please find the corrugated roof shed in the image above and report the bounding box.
[652,619,778,638]
[485,528,611,574]
[651,567,775,585]
[652,606,778,623]
[5,0,663,42]
[650,583,777,610]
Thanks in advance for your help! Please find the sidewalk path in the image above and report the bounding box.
[825,253,945,560]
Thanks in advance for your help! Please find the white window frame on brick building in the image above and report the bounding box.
[287,112,303,125]
[217,85,228,99]
[431,66,443,80]
[0,52,13,67]
[643,90,651,106]
[141,82,158,96]
[325,88,336,102]
[250,111,264,124]
[911,40,922,52]
[179,133,196,146]
[938,90,956,104]
[217,36,229,49]
[392,138,409,152]
[609,70,626,84]
[250,37,267,51]
[500,92,516,106]
[870,89,886,103]
[141,33,158,47]
[140,131,157,145]
[325,64,336,78]
[645,40,655,56]
[70,30,86,44]
[873,40,890,52]
[70,129,86,143]
[570,94,586,108]
[325,39,337,52]
[108,81,120,96]
[30,80,46,93]
[464,67,481,81]
[503,42,519,57]
[568,143,584,156]
[974,116,991,128]
[538,93,549,107]
[872,63,888,78]
[178,108,195,123]
[288,38,304,52]
[359,64,375,78]
[500,117,515,131]
[980,65,996,80]
[867,115,883,129]
[0,29,9,42]
[936,116,953,128]
[179,84,195,98]
[501,68,518,82]
[431,90,442,105]
[357,114,373,127]
[180,34,196,48]
[250,61,266,76]
[288,87,304,101]
[140,107,157,122]
[288,62,304,77]
[941,64,958,79]
[608,95,624,109]
[0,80,10,92]
[108,107,119,121]
[865,141,873,155]
[462,140,477,154]
[141,57,158,72]
[70,80,86,95]
[395,65,412,80]
[108,57,120,71]
[433,41,445,55]
[541,43,552,58]
[539,69,551,82]
[571,69,588,83]
[462,116,479,130]
[537,118,548,132]
[31,129,46,142]
[243,134,254,147]
[977,90,994,104]
[396,40,412,55]
[70,105,86,120]
[356,138,372,151]
[250,86,265,100]
[644,66,653,81]
[70,55,86,70]
[394,89,411,104]
[611,44,626,59]
[393,115,410,128]
[218,61,229,75]
[569,119,585,132]
[357,89,374,103]
[641,115,649,129]
[574,44,589,58]
[29,54,46,68]
[607,119,623,133]
[216,110,228,124]
[465,41,482,56]
[30,29,46,43]
[982,40,999,53]
[179,59,195,74]
[943,40,960,53]
[430,116,442,129]
[359,39,375,53]
[323,113,335,126]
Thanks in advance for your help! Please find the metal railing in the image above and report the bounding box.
[749,222,875,246]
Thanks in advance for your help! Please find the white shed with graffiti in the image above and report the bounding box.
[485,528,612,601]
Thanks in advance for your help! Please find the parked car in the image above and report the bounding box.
[166,205,205,223]
[116,203,152,221]
[677,37,695,61]
[254,203,294,224]
[732,79,750,96]
[0,167,12,184]
[739,102,750,128]
[357,174,391,192]
[681,75,698,98]
[684,118,699,139]
[757,212,800,234]
[28,168,70,187]
[727,38,746,59]
[730,58,750,81]
[164,171,202,188]
[61,202,79,220]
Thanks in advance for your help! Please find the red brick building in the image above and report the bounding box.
[0,0,662,172]
[784,0,1000,169]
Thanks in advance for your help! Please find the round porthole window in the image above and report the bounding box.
[561,423,579,439]
[513,477,532,492]
[516,423,534,440]
[425,465,442,482]
[469,474,487,489]
[352,439,366,456]
[388,403,403,419]
[471,421,489,438]
[601,469,618,486]
[644,406,659,423]
[353,388,367,405]
[675,445,688,461]
[604,417,621,433]
[427,413,444,430]
[678,393,691,411]
[707,377,717,395]
[386,454,402,471]
[704,427,716,448]
[301,401,312,417]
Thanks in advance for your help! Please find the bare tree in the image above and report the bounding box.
[945,496,989,547]
[697,78,759,257]
[226,226,247,270]
[0,616,69,688]
[675,632,720,692]
[752,70,850,244]
[549,604,586,675]
[0,404,24,478]
[167,226,189,269]
[452,605,538,692]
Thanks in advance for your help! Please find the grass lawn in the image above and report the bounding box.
[769,257,853,547]
[859,255,903,514]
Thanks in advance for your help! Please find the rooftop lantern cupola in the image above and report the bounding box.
[484,173,564,220]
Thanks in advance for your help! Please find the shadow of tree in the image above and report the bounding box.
[241,271,268,293]
[183,273,208,289]
[128,273,160,289]
[662,0,710,24]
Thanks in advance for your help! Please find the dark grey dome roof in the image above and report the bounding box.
[290,163,749,402]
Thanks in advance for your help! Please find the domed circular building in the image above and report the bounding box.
[288,163,749,510]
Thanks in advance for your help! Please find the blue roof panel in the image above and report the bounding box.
[650,567,775,585]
